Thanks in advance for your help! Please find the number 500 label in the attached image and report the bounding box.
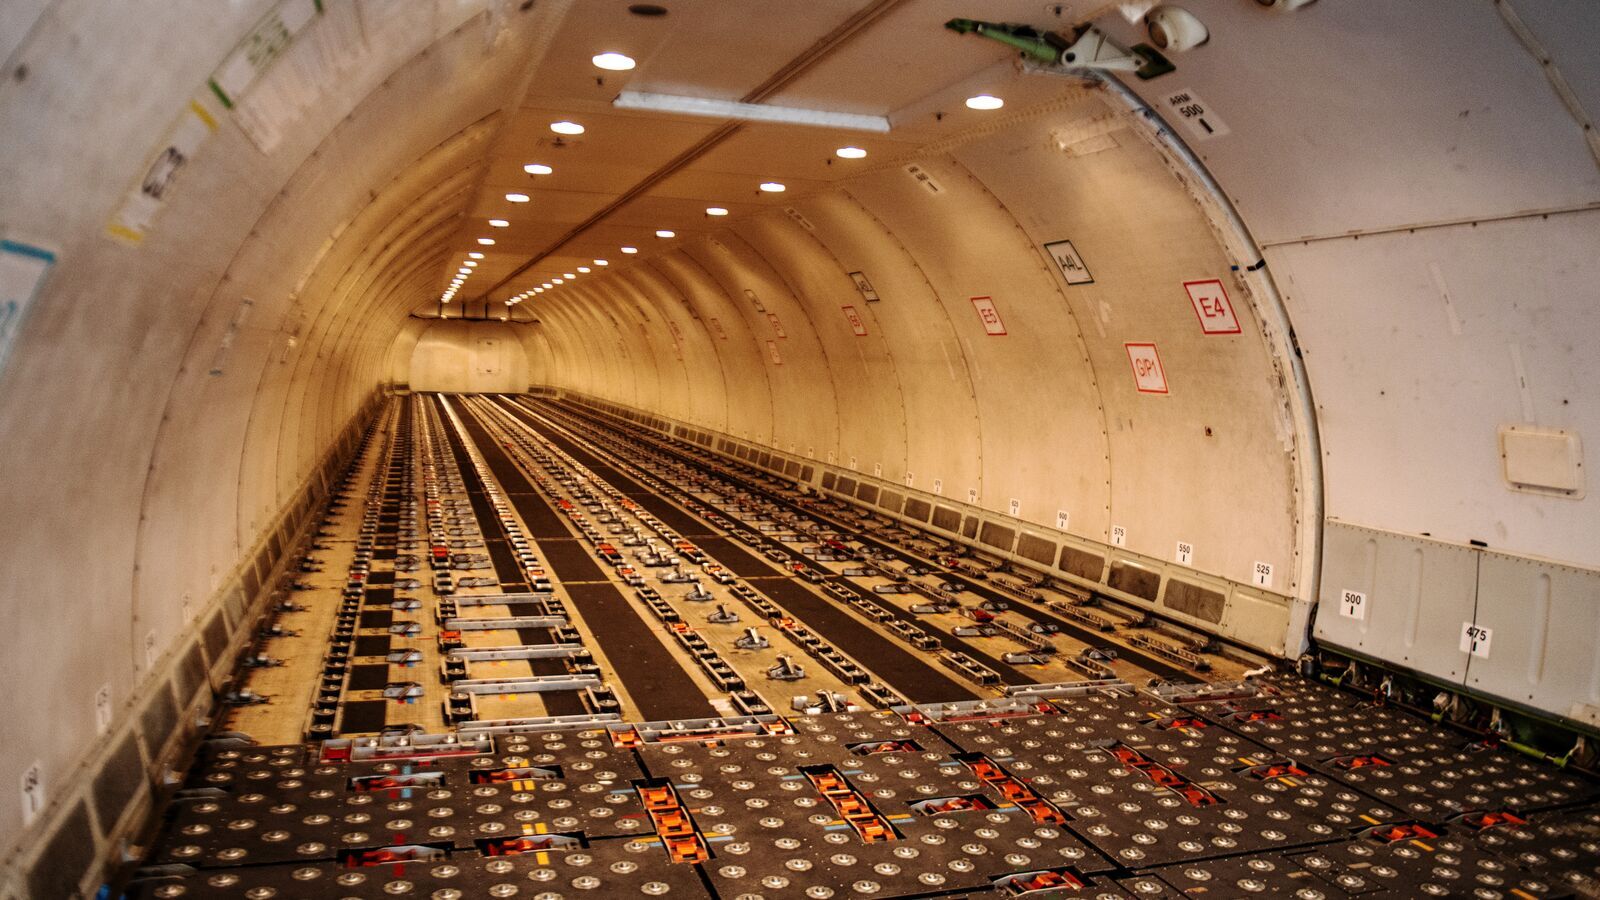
[1339,589,1366,620]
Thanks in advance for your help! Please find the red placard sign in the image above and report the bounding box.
[1184,279,1241,334]
[970,296,1006,335]
[1125,342,1169,394]
[841,305,867,336]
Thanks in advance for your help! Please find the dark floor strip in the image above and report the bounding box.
[494,398,979,704]
[693,536,784,577]
[354,635,391,656]
[338,701,386,734]
[347,665,390,691]
[432,396,530,591]
[536,398,1196,684]
[560,583,714,720]
[538,539,606,583]
[452,399,713,721]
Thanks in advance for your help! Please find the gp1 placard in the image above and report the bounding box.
[1125,342,1169,394]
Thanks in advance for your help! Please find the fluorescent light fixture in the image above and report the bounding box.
[706,206,729,216]
[836,146,867,159]
[592,51,636,71]
[506,193,530,202]
[524,163,553,175]
[478,237,496,245]
[759,182,785,193]
[488,219,509,227]
[594,259,608,266]
[614,90,890,132]
[469,251,485,259]
[550,121,585,135]
[621,246,638,254]
[655,230,675,238]
[965,94,1004,110]
[577,266,591,273]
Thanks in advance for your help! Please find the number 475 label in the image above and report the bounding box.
[1460,623,1493,658]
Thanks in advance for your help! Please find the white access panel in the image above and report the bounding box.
[1270,210,1600,570]
[1315,522,1479,683]
[1500,426,1584,496]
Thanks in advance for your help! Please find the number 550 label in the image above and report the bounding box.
[1339,589,1366,620]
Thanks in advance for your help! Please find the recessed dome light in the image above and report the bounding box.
[835,146,867,159]
[457,268,471,274]
[468,251,484,259]
[655,229,675,238]
[550,121,585,135]
[706,206,729,216]
[577,266,591,273]
[592,52,636,71]
[965,94,1003,110]
[552,278,564,284]
[488,219,509,227]
[524,163,553,175]
[464,260,478,267]
[758,182,786,193]
[478,237,495,245]
[594,259,608,266]
[542,282,552,288]
[563,273,576,279]
[535,287,544,293]
[621,246,638,254]
[505,193,530,202]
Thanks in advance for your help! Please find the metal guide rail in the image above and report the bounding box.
[496,397,1054,700]
[129,668,1600,898]
[471,395,959,712]
[515,396,1232,685]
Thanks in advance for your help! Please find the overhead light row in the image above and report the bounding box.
[441,248,482,303]
[465,46,880,303]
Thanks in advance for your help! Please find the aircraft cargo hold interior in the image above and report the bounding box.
[1,1,1598,897]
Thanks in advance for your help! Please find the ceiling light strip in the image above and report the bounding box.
[613,91,890,132]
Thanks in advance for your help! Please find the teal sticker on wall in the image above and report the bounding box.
[0,239,56,379]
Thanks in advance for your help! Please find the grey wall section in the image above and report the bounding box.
[406,320,532,393]
[0,0,569,885]
[1316,522,1600,732]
